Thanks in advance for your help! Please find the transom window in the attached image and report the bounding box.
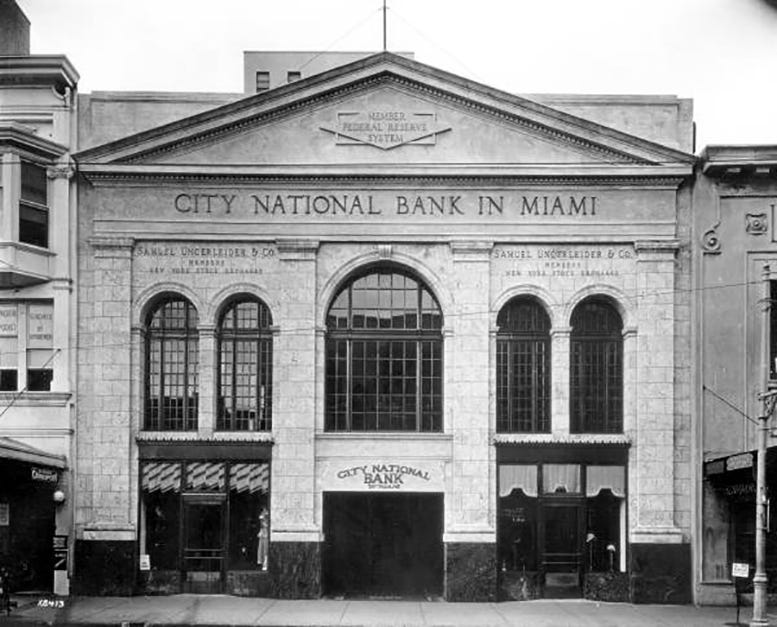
[325,267,443,432]
[144,297,199,431]
[496,297,551,433]
[570,297,623,433]
[217,297,273,431]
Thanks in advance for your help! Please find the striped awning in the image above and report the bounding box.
[141,461,181,493]
[229,462,269,494]
[185,462,225,491]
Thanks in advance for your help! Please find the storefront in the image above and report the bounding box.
[497,445,628,599]
[137,442,271,595]
[0,437,66,593]
[73,52,694,601]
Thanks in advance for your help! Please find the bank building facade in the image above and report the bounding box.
[72,52,695,601]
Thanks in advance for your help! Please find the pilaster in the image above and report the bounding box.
[550,327,572,435]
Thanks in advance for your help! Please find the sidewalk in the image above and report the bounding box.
[0,595,767,627]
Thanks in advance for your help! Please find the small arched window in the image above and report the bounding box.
[217,297,273,431]
[496,296,551,433]
[325,266,443,432]
[570,297,623,433]
[144,296,199,431]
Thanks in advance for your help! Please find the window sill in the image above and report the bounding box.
[493,433,631,446]
[0,391,71,406]
[317,431,452,441]
[136,431,274,443]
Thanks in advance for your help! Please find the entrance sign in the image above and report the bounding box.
[320,460,445,492]
[139,554,151,571]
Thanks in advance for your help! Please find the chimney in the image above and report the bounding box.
[0,0,31,56]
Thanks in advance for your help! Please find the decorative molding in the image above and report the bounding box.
[81,171,689,188]
[376,244,393,260]
[46,164,75,180]
[493,433,631,446]
[277,238,319,261]
[746,212,768,235]
[450,241,493,261]
[701,221,722,254]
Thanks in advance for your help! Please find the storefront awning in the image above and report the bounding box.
[0,436,66,469]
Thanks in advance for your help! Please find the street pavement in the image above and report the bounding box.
[0,595,769,627]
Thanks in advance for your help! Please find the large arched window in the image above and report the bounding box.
[325,266,443,432]
[570,297,623,433]
[217,297,273,431]
[496,296,551,433]
[144,296,199,431]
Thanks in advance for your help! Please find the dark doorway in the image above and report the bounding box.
[323,492,443,598]
[182,498,224,593]
[542,502,583,598]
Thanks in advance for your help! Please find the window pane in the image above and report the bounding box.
[19,204,48,248]
[21,162,47,206]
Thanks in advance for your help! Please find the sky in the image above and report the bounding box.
[15,0,777,151]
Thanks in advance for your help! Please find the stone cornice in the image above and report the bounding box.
[78,165,690,189]
[0,55,79,89]
[0,123,68,159]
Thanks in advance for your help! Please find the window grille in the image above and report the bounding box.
[217,298,273,431]
[570,298,623,433]
[325,267,443,432]
[144,297,199,430]
[496,297,551,433]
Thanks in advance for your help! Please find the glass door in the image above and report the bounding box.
[542,503,583,597]
[183,499,224,593]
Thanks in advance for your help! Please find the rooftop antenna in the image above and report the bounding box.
[382,0,387,51]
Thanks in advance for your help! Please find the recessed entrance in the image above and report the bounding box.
[323,492,443,598]
[182,497,225,593]
[541,502,583,598]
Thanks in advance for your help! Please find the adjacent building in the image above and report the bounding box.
[0,0,79,596]
[71,51,695,601]
[695,146,777,604]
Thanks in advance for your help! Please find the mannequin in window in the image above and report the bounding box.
[257,507,269,570]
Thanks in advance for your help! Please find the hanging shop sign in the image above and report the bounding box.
[727,453,754,472]
[320,460,445,492]
[31,467,58,483]
[0,502,8,526]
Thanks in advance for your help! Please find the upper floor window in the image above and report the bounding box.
[0,301,54,392]
[287,71,301,83]
[144,297,198,431]
[496,296,551,433]
[570,297,623,433]
[217,297,273,431]
[325,266,443,432]
[255,71,270,93]
[19,161,48,248]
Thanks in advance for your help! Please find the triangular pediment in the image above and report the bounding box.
[77,52,693,174]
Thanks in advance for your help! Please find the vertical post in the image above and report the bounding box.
[751,402,771,626]
[752,265,775,626]
[383,0,387,51]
